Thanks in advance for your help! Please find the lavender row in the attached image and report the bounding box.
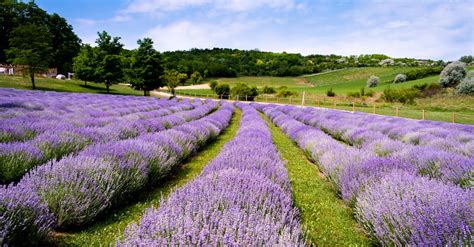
[0,99,208,184]
[255,103,472,246]
[275,105,473,188]
[119,103,305,246]
[287,106,474,157]
[0,102,233,245]
[0,89,188,143]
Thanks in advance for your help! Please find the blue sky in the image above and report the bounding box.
[36,0,474,60]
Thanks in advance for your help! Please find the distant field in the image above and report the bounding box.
[0,75,141,96]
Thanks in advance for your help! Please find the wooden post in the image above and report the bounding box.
[301,91,305,106]
[373,104,376,114]
[333,101,336,109]
[452,112,456,123]
[265,95,268,103]
[289,97,292,104]
[317,100,320,107]
[422,110,425,120]
[396,107,400,117]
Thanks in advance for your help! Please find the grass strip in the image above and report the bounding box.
[263,114,372,246]
[53,109,242,246]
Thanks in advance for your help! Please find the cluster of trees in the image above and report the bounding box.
[0,1,81,74]
[161,50,442,78]
[73,32,166,95]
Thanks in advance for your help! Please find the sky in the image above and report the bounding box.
[35,0,474,60]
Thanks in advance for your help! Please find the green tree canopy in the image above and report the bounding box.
[127,38,164,96]
[6,23,52,89]
[93,31,124,93]
[73,44,96,85]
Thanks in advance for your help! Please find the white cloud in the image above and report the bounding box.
[125,0,297,13]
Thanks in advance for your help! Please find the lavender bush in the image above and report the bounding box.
[119,103,304,246]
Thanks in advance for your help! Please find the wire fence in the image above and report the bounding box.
[173,91,474,125]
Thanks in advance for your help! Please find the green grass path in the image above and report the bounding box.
[53,109,242,246]
[263,114,372,246]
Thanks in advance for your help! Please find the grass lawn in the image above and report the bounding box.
[0,75,142,96]
[264,113,372,245]
[53,110,242,246]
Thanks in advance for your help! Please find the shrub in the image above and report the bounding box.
[367,75,379,88]
[347,91,361,98]
[455,71,474,96]
[393,74,407,83]
[230,83,258,101]
[381,87,417,104]
[405,67,442,81]
[214,83,230,98]
[439,61,466,87]
[276,86,296,97]
[262,85,276,94]
[209,80,218,90]
[326,88,336,97]
[414,83,442,97]
[365,90,374,97]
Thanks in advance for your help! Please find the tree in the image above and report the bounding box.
[455,71,474,96]
[73,44,96,86]
[188,71,203,84]
[6,24,52,89]
[209,80,218,90]
[230,83,258,101]
[214,83,230,98]
[94,31,124,93]
[127,38,164,96]
[367,75,380,88]
[459,55,473,64]
[439,61,466,88]
[163,70,180,96]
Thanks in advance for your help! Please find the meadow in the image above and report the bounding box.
[1,88,472,246]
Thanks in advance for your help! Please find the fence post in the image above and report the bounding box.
[422,110,425,120]
[266,95,268,103]
[352,102,355,112]
[289,97,292,104]
[333,101,336,109]
[373,104,376,114]
[301,91,305,106]
[245,95,248,101]
[452,112,456,123]
[396,107,400,117]
[317,100,320,107]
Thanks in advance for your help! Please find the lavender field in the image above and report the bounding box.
[0,88,472,246]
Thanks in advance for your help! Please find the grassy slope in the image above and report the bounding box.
[53,110,242,246]
[263,114,372,246]
[0,75,142,96]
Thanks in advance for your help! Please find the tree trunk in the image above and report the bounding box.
[30,68,36,89]
[84,80,87,86]
[144,90,147,96]
[106,81,110,93]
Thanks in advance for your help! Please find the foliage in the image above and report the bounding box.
[366,75,379,88]
[0,1,81,73]
[162,70,181,95]
[393,74,407,83]
[439,61,466,88]
[73,44,96,85]
[209,80,218,90]
[188,71,203,84]
[276,86,297,97]
[92,31,124,93]
[381,87,417,104]
[230,82,258,100]
[405,67,442,81]
[261,85,276,94]
[214,83,230,98]
[413,83,442,97]
[5,24,53,89]
[455,71,474,96]
[326,88,336,97]
[127,38,164,96]
[459,55,473,64]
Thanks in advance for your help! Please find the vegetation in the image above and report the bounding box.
[261,85,276,94]
[439,62,466,88]
[455,71,474,95]
[264,114,371,245]
[276,86,297,97]
[5,24,52,89]
[126,38,164,96]
[0,1,81,74]
[459,55,473,64]
[230,82,258,100]
[214,83,230,98]
[326,88,336,97]
[367,75,380,87]
[405,67,442,81]
[393,73,407,83]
